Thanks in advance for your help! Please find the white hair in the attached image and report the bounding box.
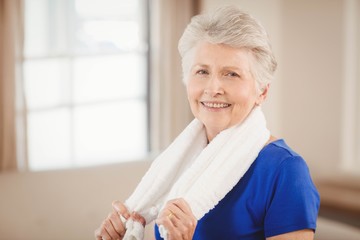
[178,6,277,91]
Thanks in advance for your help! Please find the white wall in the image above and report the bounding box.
[201,0,347,179]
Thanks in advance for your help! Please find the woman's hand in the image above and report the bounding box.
[94,200,130,240]
[156,198,197,240]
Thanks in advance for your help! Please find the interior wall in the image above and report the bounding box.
[201,0,346,179]
[280,0,344,178]
[0,161,152,240]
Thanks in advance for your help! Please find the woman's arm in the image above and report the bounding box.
[267,229,314,240]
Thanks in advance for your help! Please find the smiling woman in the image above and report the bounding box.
[95,6,320,240]
[186,43,267,142]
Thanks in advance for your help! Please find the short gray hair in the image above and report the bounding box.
[178,6,277,90]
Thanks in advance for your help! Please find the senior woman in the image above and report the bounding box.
[95,6,320,240]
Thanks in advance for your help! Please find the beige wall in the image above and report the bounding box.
[280,0,344,178]
[0,161,152,240]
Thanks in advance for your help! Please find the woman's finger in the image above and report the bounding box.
[156,207,176,229]
[108,212,126,237]
[103,218,122,239]
[112,200,130,219]
[172,198,195,217]
[131,211,146,227]
[158,198,197,240]
[94,227,102,240]
[166,205,185,226]
[156,214,181,240]
[169,204,196,238]
[94,223,111,240]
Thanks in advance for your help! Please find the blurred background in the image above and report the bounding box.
[0,0,360,239]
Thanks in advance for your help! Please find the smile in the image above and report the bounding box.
[201,102,231,108]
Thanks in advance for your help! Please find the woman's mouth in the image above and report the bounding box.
[201,102,231,109]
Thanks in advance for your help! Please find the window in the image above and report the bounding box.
[23,0,149,170]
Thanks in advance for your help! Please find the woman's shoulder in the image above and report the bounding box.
[250,139,319,205]
[254,139,310,177]
[263,139,299,157]
[259,139,303,163]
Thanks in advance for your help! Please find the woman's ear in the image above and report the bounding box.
[256,84,270,106]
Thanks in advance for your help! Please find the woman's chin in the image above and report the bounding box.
[203,121,228,133]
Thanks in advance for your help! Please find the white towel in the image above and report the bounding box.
[122,106,270,240]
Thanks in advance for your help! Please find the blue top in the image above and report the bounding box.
[154,139,320,239]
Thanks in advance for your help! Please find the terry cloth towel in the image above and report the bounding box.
[122,106,270,240]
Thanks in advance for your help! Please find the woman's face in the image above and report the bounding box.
[186,42,268,141]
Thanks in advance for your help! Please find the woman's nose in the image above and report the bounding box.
[204,76,224,96]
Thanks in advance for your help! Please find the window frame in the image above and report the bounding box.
[23,0,151,170]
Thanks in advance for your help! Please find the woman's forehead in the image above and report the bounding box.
[191,42,254,71]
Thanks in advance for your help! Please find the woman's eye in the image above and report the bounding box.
[196,69,208,75]
[226,72,240,77]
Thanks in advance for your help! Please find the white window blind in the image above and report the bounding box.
[23,0,149,170]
